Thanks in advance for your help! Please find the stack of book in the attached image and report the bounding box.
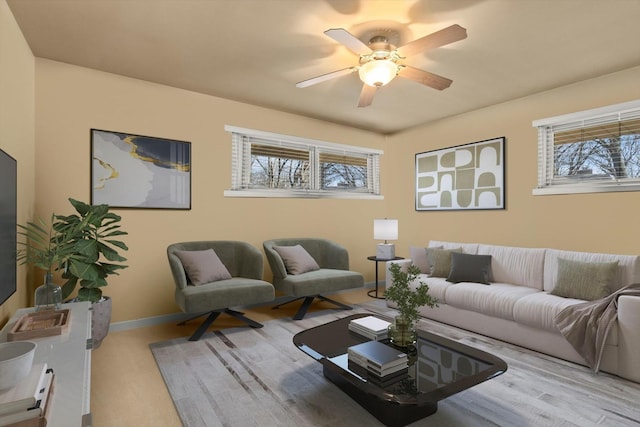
[0,363,54,427]
[348,316,391,341]
[347,340,408,385]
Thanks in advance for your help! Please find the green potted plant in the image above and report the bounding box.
[384,262,438,347]
[17,215,75,311]
[18,198,128,349]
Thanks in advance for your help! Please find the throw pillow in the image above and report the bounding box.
[273,245,320,275]
[426,247,462,277]
[446,252,493,284]
[175,249,232,286]
[551,258,618,301]
[410,246,439,274]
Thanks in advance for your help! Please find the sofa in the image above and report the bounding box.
[385,240,640,383]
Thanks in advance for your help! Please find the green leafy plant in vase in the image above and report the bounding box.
[384,262,438,347]
[17,215,75,311]
[18,198,128,348]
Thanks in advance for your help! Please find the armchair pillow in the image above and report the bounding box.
[426,247,462,277]
[273,245,320,275]
[175,249,232,286]
[551,258,618,301]
[447,252,492,284]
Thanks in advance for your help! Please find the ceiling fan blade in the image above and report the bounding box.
[357,84,377,108]
[324,28,371,55]
[397,24,467,57]
[296,67,356,88]
[398,66,453,90]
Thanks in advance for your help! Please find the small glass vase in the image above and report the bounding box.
[34,272,62,312]
[388,315,416,348]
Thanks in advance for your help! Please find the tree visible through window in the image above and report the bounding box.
[225,125,382,198]
[533,100,640,195]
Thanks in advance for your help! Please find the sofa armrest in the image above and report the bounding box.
[617,294,640,382]
[385,259,413,288]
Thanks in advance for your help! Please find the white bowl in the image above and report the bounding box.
[0,341,37,391]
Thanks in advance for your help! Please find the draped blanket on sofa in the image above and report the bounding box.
[555,283,640,373]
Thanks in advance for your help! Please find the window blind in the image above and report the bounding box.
[533,100,640,194]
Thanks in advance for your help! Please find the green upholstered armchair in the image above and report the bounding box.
[263,238,364,320]
[167,241,275,340]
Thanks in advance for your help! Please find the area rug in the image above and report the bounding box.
[150,301,640,427]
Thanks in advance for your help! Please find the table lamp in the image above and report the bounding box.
[374,219,398,260]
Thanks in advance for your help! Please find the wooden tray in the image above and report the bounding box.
[7,309,71,341]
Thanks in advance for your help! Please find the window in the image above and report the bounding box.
[224,125,383,199]
[532,100,640,195]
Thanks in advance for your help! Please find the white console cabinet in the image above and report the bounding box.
[0,301,92,427]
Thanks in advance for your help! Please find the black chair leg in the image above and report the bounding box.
[293,296,315,320]
[181,309,264,341]
[225,309,263,328]
[272,295,353,320]
[188,311,221,341]
[317,295,353,311]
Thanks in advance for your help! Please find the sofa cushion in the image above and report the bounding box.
[544,249,640,293]
[426,247,462,277]
[428,240,479,255]
[513,292,584,332]
[175,249,232,286]
[445,282,539,321]
[477,244,546,290]
[415,275,454,303]
[447,253,492,284]
[273,245,320,275]
[550,258,618,301]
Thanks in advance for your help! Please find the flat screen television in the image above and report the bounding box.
[0,148,17,305]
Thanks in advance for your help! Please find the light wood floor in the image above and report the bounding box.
[91,289,640,426]
[90,289,372,426]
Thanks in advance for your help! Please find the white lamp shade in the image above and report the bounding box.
[374,219,398,241]
[358,60,398,87]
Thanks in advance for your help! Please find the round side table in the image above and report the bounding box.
[367,255,404,299]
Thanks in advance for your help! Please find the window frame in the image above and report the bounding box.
[224,125,384,199]
[532,99,640,195]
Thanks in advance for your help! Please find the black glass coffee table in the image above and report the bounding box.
[293,313,507,427]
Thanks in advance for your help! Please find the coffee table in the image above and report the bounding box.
[293,313,507,427]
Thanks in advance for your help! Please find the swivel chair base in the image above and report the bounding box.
[178,308,263,341]
[272,295,352,320]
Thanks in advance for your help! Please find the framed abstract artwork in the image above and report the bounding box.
[91,129,191,209]
[415,137,505,211]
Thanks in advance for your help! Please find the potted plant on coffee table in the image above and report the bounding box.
[384,262,438,347]
[53,198,129,349]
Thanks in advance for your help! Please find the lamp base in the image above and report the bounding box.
[376,244,396,260]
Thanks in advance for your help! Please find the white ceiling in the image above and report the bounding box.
[7,0,640,134]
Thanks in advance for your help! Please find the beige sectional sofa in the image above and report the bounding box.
[385,240,640,383]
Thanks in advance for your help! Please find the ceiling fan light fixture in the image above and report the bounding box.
[358,59,398,87]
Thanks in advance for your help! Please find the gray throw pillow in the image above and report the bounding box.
[446,252,492,284]
[551,258,618,301]
[410,246,437,274]
[176,249,232,286]
[273,245,320,275]
[426,247,462,277]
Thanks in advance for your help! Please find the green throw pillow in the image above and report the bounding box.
[446,252,492,284]
[551,258,618,301]
[426,247,462,277]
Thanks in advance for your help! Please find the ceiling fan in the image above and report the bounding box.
[297,24,467,107]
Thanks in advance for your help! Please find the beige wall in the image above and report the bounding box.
[0,0,35,326]
[387,66,640,256]
[34,59,386,323]
[8,2,640,324]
